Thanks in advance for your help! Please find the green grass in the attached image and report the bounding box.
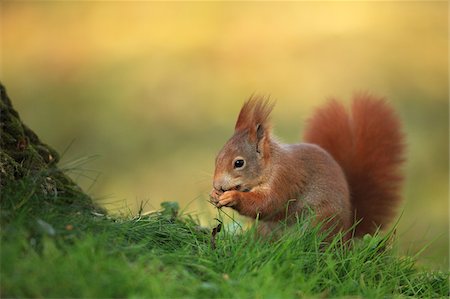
[1,175,448,298]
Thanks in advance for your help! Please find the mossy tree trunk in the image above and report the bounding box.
[0,83,98,210]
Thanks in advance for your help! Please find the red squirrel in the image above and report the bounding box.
[210,94,405,238]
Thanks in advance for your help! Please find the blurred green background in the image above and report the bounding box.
[2,2,448,268]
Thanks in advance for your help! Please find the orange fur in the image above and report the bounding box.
[304,94,405,236]
[235,95,274,136]
[211,94,405,239]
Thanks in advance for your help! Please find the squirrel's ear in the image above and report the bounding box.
[256,123,264,143]
[235,95,274,158]
[235,96,274,132]
[255,123,271,159]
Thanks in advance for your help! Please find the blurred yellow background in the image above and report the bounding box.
[2,2,448,268]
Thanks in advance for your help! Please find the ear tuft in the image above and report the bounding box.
[235,95,275,134]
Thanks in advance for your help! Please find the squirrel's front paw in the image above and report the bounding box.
[217,191,240,208]
[209,189,222,204]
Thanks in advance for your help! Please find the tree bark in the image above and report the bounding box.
[0,82,99,210]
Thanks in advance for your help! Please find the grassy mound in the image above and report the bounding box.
[1,174,448,298]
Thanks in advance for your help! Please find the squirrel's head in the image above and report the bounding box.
[212,96,274,194]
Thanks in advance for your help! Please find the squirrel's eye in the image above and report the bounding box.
[233,159,245,169]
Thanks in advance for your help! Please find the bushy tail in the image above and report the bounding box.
[304,94,405,237]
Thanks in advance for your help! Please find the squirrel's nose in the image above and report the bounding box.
[213,174,233,192]
[213,183,224,193]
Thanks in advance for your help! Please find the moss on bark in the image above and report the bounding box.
[0,83,99,210]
